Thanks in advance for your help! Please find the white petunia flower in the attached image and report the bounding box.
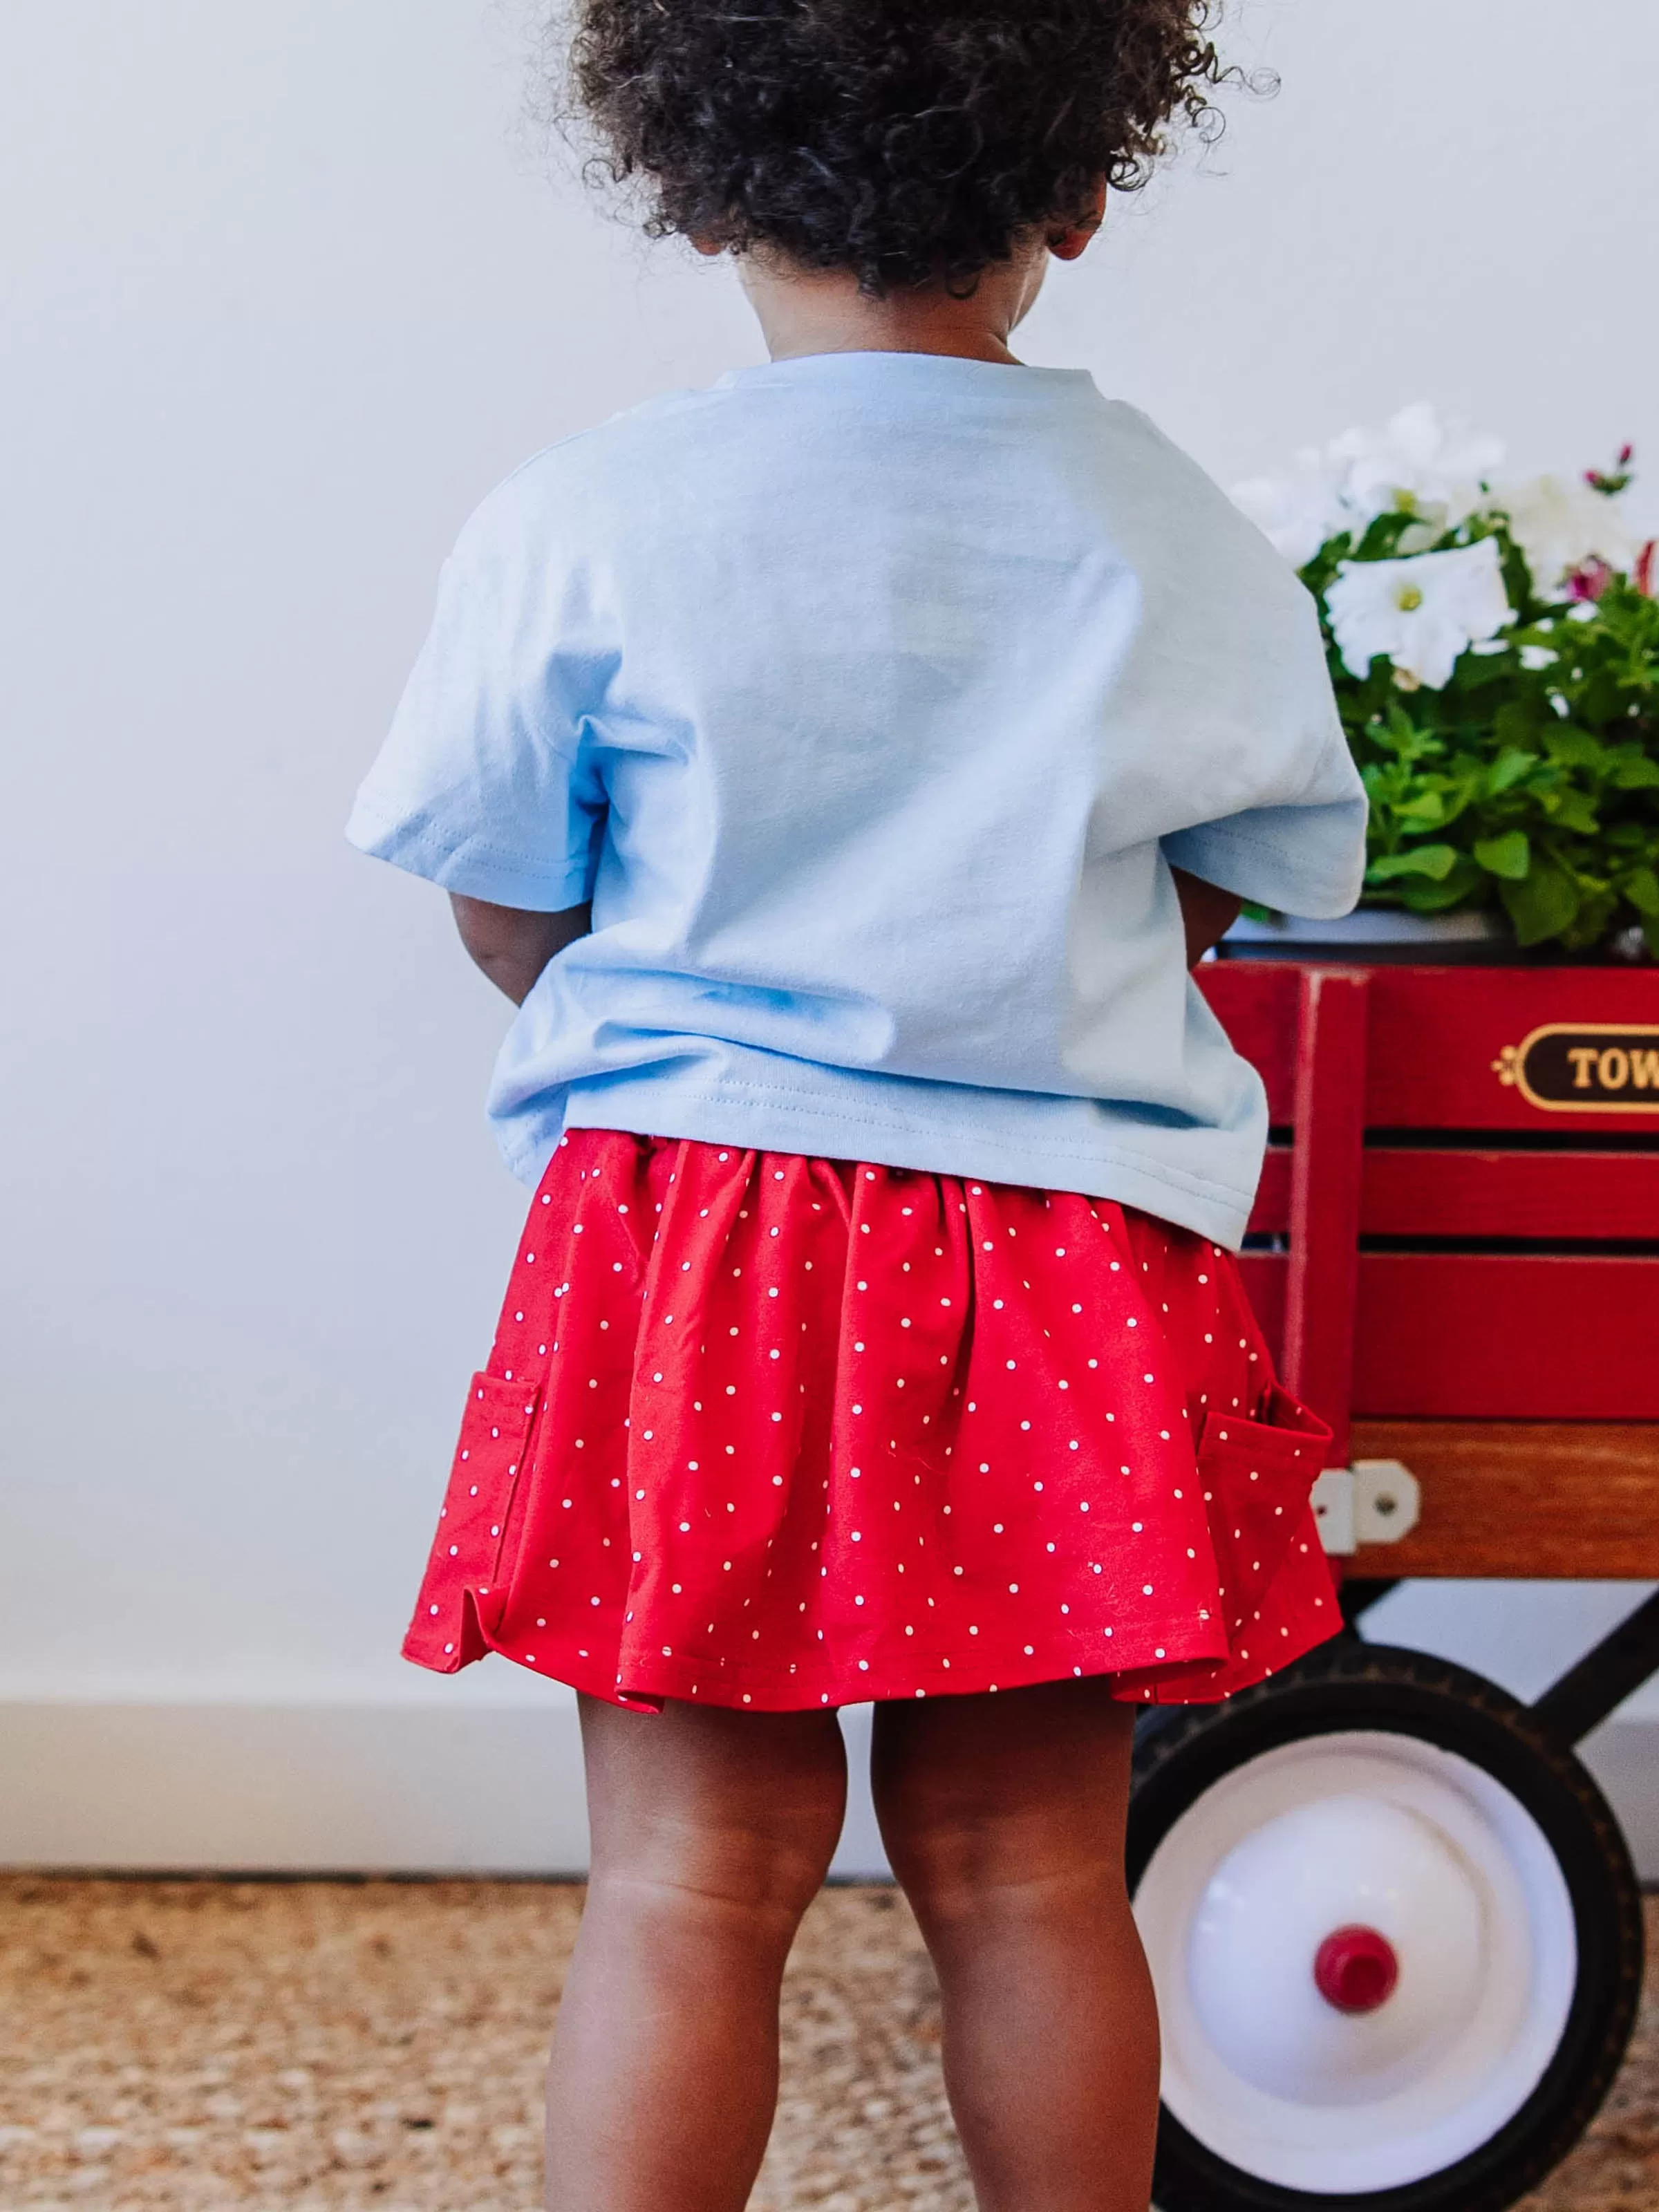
[1232,446,1349,568]
[1330,402,1506,536]
[1324,537,1512,689]
[1498,472,1636,599]
[1232,402,1504,568]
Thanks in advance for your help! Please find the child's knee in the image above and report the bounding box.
[594,1798,840,1932]
[874,1773,1130,1933]
[870,1685,1137,1922]
[583,1698,847,1920]
[874,1797,1014,1924]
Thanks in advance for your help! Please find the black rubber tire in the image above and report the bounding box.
[1129,1640,1644,2212]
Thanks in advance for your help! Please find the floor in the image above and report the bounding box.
[2,1877,1655,2211]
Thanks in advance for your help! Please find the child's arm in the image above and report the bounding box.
[1172,868,1241,969]
[450,894,591,1004]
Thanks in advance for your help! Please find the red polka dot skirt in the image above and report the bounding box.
[402,1129,1340,1711]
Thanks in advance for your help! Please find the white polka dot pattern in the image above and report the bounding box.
[400,1131,1338,1711]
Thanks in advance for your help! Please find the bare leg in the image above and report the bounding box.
[870,1680,1159,2212]
[544,1694,848,2212]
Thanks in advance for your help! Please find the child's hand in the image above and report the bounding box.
[449,894,592,1004]
[1171,868,1241,968]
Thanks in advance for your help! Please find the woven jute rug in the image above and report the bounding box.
[1,1877,1653,2210]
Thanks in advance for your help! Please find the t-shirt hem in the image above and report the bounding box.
[1162,821,1364,921]
[514,1089,1255,1248]
[344,790,593,912]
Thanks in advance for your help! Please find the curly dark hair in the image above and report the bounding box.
[566,0,1241,296]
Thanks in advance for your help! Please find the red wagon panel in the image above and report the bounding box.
[1201,962,1659,1135]
[1241,1251,1659,1421]
[1203,959,1659,1438]
[1248,1148,1659,1241]
[1365,970,1659,1132]
[1354,1254,1659,1420]
[1357,1150,1659,1242]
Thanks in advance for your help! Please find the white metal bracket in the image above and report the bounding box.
[1311,1460,1421,1556]
[1310,1468,1356,1554]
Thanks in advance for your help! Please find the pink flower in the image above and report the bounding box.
[1584,444,1635,496]
[1566,556,1617,602]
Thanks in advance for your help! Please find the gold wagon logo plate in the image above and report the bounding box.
[1494,1024,1659,1112]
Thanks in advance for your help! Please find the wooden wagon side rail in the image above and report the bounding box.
[1346,1420,1659,1579]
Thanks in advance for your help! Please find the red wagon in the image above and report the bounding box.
[1128,955,1659,2212]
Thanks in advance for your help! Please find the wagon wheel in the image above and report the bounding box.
[1128,1641,1643,2212]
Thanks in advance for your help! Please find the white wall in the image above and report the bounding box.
[3,0,1658,1873]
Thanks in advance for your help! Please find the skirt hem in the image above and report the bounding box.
[404,1587,1339,1712]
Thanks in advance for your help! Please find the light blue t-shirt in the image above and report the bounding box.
[347,353,1366,1248]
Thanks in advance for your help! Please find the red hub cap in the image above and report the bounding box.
[1313,1924,1400,2014]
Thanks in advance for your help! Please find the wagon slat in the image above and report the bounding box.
[1246,1147,1659,1241]
[1281,970,1370,1463]
[1240,1251,1659,1421]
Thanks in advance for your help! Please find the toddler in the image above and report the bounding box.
[347,4,1367,2206]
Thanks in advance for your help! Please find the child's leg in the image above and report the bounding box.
[544,1693,848,2212]
[870,1680,1159,2212]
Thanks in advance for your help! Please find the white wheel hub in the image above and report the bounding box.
[1134,1730,1577,2193]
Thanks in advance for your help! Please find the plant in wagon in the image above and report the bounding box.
[1232,404,1659,955]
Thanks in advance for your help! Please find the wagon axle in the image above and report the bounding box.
[1313,1923,1399,2014]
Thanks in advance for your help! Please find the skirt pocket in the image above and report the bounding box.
[402,1371,542,1672]
[1196,1384,1332,1637]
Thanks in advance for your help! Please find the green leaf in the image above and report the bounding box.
[1454,648,1517,691]
[1623,866,1659,918]
[1367,844,1459,883]
[1396,856,1485,912]
[1609,751,1659,791]
[1392,790,1450,824]
[1484,747,1537,797]
[1492,701,1544,749]
[1378,703,1436,760]
[1354,511,1421,561]
[1544,791,1603,836]
[1438,771,1484,828]
[1399,881,1479,914]
[1544,727,1610,771]
[1500,863,1582,946]
[1473,830,1532,879]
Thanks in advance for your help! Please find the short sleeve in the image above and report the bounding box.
[1161,707,1369,920]
[344,550,608,913]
